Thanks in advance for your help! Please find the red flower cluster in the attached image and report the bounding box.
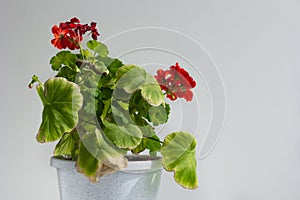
[155,62,196,101]
[51,17,100,50]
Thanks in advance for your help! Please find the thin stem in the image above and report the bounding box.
[36,79,43,86]
[79,44,85,60]
[144,136,163,144]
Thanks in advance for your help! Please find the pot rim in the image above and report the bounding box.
[50,154,162,173]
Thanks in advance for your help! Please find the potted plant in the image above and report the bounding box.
[29,17,198,200]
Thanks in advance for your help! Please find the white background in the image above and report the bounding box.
[1,0,300,199]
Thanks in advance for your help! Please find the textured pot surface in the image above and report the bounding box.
[50,155,163,200]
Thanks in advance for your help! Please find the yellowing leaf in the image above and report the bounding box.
[115,65,164,106]
[103,120,143,149]
[36,77,83,143]
[76,128,127,182]
[161,132,198,189]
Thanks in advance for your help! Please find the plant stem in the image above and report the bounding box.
[144,136,163,144]
[79,44,85,60]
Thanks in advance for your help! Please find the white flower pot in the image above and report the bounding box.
[50,155,162,200]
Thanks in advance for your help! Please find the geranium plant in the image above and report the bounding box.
[29,17,198,189]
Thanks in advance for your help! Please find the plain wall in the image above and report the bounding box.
[1,0,299,199]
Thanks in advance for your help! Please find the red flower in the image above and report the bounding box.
[155,62,196,101]
[70,17,80,23]
[51,25,70,49]
[50,17,100,50]
[170,62,196,89]
[67,30,81,50]
[90,22,100,40]
[167,93,177,101]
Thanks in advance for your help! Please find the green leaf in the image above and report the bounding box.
[116,65,146,93]
[77,86,97,115]
[96,56,115,66]
[149,104,168,125]
[77,142,101,181]
[116,65,164,106]
[100,99,111,120]
[103,120,143,149]
[99,88,112,100]
[147,135,162,152]
[80,49,94,59]
[131,135,161,154]
[50,51,79,72]
[36,77,83,143]
[139,125,155,137]
[161,132,198,189]
[131,138,147,154]
[141,73,164,106]
[115,65,137,81]
[86,40,101,50]
[83,102,97,114]
[111,102,131,125]
[54,131,78,157]
[116,100,129,110]
[93,61,108,74]
[129,91,151,126]
[107,59,123,77]
[95,56,123,77]
[80,67,99,88]
[97,74,113,88]
[56,66,78,82]
[77,128,127,182]
[112,88,132,101]
[141,84,164,106]
[87,40,109,57]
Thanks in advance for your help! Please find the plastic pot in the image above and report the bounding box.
[50,155,162,200]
